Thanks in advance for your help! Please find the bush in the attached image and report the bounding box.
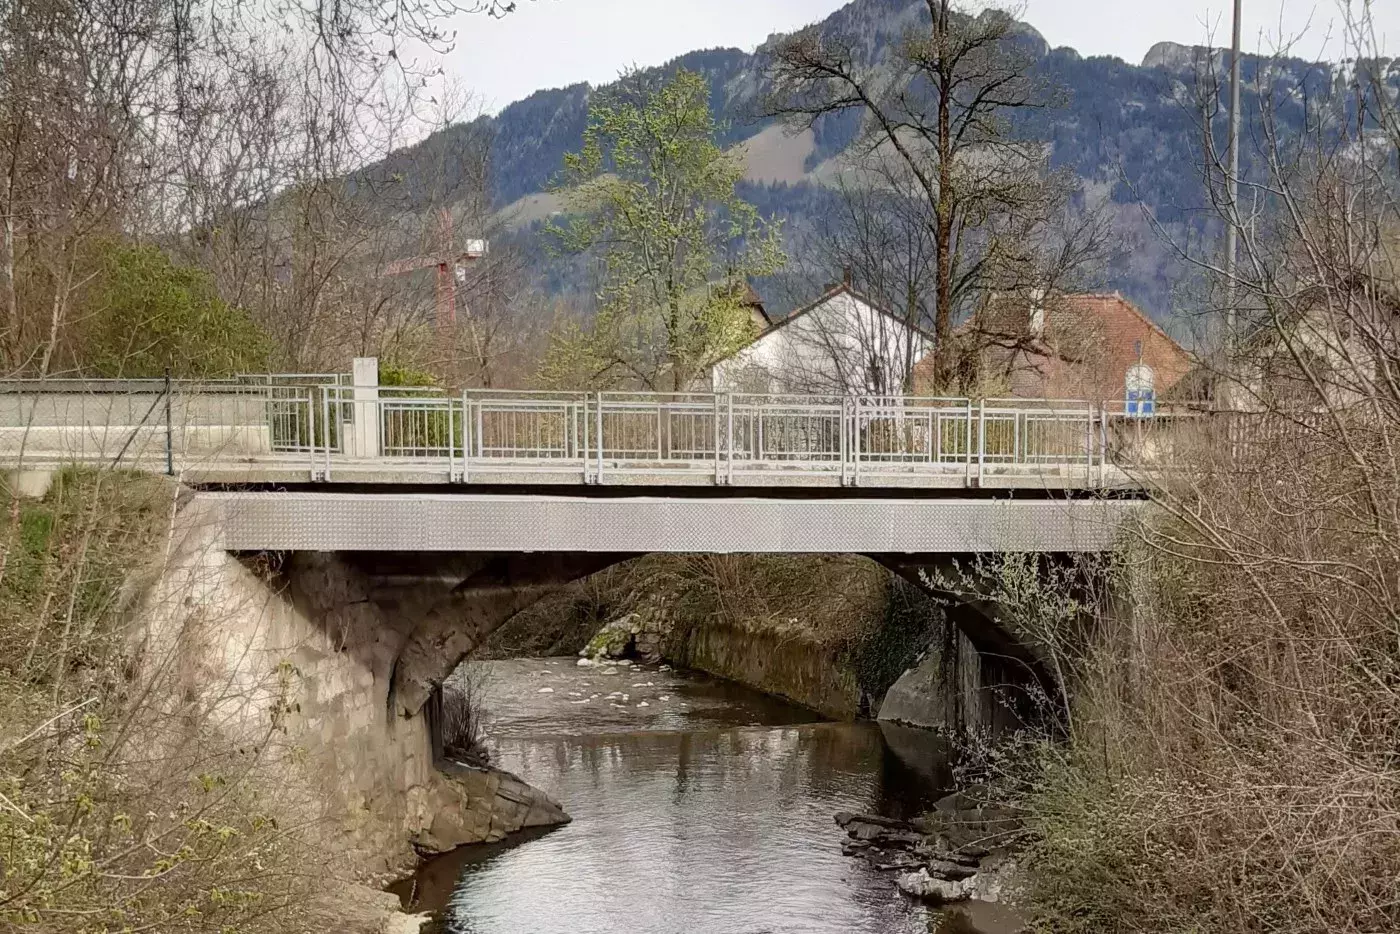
[0,471,323,933]
[81,242,273,378]
[439,666,492,766]
[1014,496,1400,933]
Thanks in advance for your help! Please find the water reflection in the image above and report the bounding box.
[409,659,1010,934]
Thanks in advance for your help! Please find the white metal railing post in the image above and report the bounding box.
[839,396,849,486]
[1099,403,1109,487]
[474,397,484,468]
[977,400,986,487]
[595,392,605,483]
[462,391,472,483]
[581,396,590,483]
[1086,402,1094,484]
[713,394,722,484]
[1013,408,1024,467]
[725,393,734,485]
[449,396,458,482]
[322,387,334,481]
[306,386,317,480]
[664,400,672,461]
[757,406,764,461]
[350,357,380,459]
[964,400,974,486]
[853,395,862,486]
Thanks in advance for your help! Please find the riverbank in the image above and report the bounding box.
[0,471,571,934]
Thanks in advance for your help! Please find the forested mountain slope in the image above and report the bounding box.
[384,0,1394,324]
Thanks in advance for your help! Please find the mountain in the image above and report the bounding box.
[387,0,1392,328]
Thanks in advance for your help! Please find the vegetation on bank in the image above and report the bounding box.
[0,471,323,932]
[998,44,1400,931]
[82,243,274,378]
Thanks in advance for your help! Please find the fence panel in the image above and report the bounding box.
[0,379,1192,486]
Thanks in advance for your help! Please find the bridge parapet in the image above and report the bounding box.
[0,362,1198,490]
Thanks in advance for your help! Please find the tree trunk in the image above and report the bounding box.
[931,0,955,393]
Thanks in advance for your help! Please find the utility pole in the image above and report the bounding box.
[1224,0,1243,353]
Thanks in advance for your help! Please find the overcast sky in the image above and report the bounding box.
[443,0,1399,113]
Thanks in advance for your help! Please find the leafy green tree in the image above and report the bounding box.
[83,243,273,378]
[543,69,784,392]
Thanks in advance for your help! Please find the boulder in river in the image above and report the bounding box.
[580,610,672,662]
[926,858,978,882]
[895,867,977,904]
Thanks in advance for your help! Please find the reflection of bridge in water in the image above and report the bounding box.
[2,357,1184,553]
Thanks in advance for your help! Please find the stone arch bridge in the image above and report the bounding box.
[3,362,1169,866]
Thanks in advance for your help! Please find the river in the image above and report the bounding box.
[403,658,1022,934]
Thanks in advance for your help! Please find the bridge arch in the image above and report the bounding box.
[305,548,1067,730]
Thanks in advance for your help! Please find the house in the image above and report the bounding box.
[1170,276,1400,411]
[709,281,932,395]
[931,291,1194,405]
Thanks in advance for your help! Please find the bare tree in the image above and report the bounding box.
[1,0,528,377]
[1015,14,1400,933]
[774,158,1116,397]
[761,0,1070,390]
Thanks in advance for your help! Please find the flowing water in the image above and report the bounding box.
[404,658,1022,934]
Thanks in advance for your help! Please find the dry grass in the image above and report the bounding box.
[1015,149,1400,934]
[0,470,328,933]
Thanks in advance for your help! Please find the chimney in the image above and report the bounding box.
[843,265,853,288]
[1029,288,1047,339]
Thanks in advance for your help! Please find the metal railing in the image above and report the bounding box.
[0,378,1200,487]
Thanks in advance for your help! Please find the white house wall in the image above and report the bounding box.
[712,292,930,395]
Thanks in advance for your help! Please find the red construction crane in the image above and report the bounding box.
[385,207,488,332]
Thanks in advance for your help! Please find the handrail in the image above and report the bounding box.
[0,379,1208,488]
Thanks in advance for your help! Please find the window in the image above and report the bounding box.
[1126,363,1156,417]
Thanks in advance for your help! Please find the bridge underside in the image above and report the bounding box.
[309,547,1076,725]
[207,492,1137,554]
[242,490,1129,719]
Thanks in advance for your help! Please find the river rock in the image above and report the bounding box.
[318,883,428,934]
[407,762,569,855]
[835,812,912,831]
[582,618,636,660]
[926,858,978,881]
[874,855,924,872]
[895,868,976,904]
[581,610,672,662]
[933,784,993,814]
[845,821,892,842]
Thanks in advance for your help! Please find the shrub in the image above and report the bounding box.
[0,471,323,933]
[81,242,274,378]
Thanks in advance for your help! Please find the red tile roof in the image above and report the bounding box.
[1039,293,1193,399]
[916,292,1193,400]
